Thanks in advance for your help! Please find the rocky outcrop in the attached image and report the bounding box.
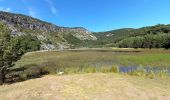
[0,11,97,50]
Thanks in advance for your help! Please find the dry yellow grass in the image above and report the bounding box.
[0,73,170,100]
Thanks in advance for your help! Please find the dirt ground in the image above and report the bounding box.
[0,73,170,100]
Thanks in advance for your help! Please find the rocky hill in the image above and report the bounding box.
[0,11,97,50]
[1,11,170,50]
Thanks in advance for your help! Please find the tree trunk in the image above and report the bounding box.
[0,69,5,85]
[0,70,3,85]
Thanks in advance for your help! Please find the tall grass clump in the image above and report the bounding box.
[156,69,169,78]
[55,64,120,75]
[146,70,155,79]
[147,69,169,79]
[127,65,169,79]
[128,65,147,77]
[110,65,119,73]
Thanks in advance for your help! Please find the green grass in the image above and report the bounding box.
[11,48,170,80]
[117,53,170,67]
[15,48,170,69]
[14,50,118,69]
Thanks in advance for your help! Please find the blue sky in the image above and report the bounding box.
[0,0,170,32]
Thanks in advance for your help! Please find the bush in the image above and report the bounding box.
[5,64,49,83]
[110,65,119,73]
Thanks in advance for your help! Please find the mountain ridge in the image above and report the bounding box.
[0,11,97,50]
[1,11,170,49]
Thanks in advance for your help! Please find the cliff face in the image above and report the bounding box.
[0,11,97,50]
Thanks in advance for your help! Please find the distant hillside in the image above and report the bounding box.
[0,11,97,50]
[92,28,134,47]
[94,24,170,48]
[0,11,170,49]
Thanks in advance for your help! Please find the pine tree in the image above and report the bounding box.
[0,23,20,84]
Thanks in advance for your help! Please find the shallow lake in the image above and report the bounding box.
[119,66,170,75]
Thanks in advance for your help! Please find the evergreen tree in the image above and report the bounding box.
[0,23,23,84]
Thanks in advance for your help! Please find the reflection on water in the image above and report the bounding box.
[93,61,170,75]
[119,66,138,73]
[119,66,170,75]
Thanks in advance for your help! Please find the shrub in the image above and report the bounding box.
[110,65,119,73]
[5,64,49,83]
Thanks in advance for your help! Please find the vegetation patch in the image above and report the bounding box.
[6,48,168,84]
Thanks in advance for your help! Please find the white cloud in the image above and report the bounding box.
[21,0,39,18]
[45,0,58,16]
[6,8,11,12]
[28,7,37,17]
[0,7,11,12]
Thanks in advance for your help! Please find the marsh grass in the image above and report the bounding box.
[156,70,169,78]
[15,49,170,69]
[9,48,170,82]
[118,54,170,67]
[55,65,119,75]
[128,66,169,79]
[44,62,168,79]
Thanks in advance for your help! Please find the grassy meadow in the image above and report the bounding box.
[11,48,170,79]
[15,48,170,68]
[1,48,170,100]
